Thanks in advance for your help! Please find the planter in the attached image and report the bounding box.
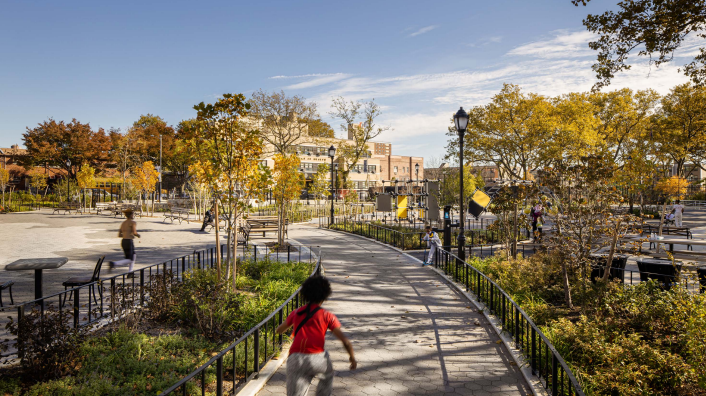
[590,254,629,283]
[636,258,683,290]
[697,267,706,294]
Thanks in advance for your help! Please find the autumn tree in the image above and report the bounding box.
[310,163,331,208]
[329,97,390,185]
[542,157,633,308]
[573,0,706,89]
[28,170,48,197]
[131,161,159,215]
[273,154,304,246]
[191,93,269,285]
[307,119,335,138]
[23,119,111,179]
[655,176,689,241]
[249,90,318,155]
[76,163,97,210]
[653,84,706,177]
[457,84,555,179]
[437,165,484,207]
[0,168,8,207]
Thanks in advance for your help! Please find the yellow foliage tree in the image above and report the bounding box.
[0,168,9,207]
[76,163,96,210]
[131,161,159,215]
[656,176,689,240]
[28,171,49,197]
[273,153,304,246]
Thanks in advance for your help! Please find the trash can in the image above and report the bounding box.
[636,258,683,290]
[590,254,629,283]
[697,267,706,294]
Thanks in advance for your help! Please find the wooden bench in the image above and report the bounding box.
[204,214,228,232]
[163,208,192,224]
[52,202,80,215]
[640,223,692,239]
[246,218,288,237]
[95,202,117,215]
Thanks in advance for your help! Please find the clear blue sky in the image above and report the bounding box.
[0,0,692,160]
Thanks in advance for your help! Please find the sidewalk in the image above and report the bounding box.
[257,225,530,396]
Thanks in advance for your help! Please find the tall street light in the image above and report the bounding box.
[65,159,71,202]
[454,107,469,262]
[328,145,336,227]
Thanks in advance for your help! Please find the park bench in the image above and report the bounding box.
[52,202,81,215]
[204,214,228,232]
[245,217,288,237]
[163,208,192,224]
[95,202,117,215]
[114,204,143,218]
[0,280,15,307]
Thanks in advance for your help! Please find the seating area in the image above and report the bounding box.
[61,256,105,307]
[163,207,192,224]
[0,280,14,307]
[51,202,81,215]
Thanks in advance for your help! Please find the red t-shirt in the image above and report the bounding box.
[286,304,341,354]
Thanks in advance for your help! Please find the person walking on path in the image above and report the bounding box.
[673,200,685,227]
[109,209,140,273]
[276,276,356,396]
[531,202,544,242]
[422,225,441,266]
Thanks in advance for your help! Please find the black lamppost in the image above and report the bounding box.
[65,159,71,202]
[328,145,336,226]
[454,107,469,261]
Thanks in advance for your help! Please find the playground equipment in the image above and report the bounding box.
[373,179,440,226]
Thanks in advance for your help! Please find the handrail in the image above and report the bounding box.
[433,247,585,396]
[159,251,323,395]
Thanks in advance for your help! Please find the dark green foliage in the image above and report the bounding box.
[4,307,93,381]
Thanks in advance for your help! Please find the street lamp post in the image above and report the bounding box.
[415,163,420,228]
[65,159,71,202]
[328,145,336,227]
[454,107,469,262]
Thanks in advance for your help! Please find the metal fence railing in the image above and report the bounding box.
[0,243,318,365]
[158,253,323,395]
[432,247,584,396]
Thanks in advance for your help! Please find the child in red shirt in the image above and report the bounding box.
[276,276,356,396]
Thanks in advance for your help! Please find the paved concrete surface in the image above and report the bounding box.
[257,225,530,396]
[0,209,218,304]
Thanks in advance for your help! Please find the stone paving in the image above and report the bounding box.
[0,209,217,304]
[258,225,531,396]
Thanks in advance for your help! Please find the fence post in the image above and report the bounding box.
[140,269,145,306]
[17,305,25,360]
[110,278,116,319]
[531,326,537,375]
[216,356,223,396]
[253,329,260,376]
[552,354,559,396]
[73,288,80,328]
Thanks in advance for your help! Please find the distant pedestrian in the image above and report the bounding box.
[673,200,685,227]
[422,225,441,266]
[276,276,356,396]
[531,202,543,241]
[109,209,140,273]
[200,206,214,232]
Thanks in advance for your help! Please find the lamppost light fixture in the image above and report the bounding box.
[66,159,71,167]
[328,145,336,158]
[415,163,419,173]
[454,107,469,134]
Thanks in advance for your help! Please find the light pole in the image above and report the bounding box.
[454,107,469,262]
[328,145,336,227]
[158,134,162,203]
[415,163,420,227]
[65,159,71,202]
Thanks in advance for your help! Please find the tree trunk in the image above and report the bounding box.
[232,209,238,292]
[562,261,573,309]
[602,219,621,281]
[214,198,221,278]
[657,200,669,253]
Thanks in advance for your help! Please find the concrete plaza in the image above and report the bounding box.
[0,209,216,304]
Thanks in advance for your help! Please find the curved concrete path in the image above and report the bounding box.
[257,225,530,396]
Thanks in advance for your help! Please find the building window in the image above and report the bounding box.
[394,166,398,173]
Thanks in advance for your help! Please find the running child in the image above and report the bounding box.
[109,208,140,273]
[276,276,356,396]
[422,225,441,266]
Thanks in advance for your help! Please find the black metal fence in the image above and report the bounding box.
[158,254,323,395]
[0,243,318,365]
[432,247,584,396]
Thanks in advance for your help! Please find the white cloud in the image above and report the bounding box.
[269,73,351,89]
[507,30,596,59]
[409,25,437,37]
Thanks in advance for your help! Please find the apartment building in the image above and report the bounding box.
[259,137,422,199]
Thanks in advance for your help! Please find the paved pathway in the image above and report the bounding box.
[258,225,530,396]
